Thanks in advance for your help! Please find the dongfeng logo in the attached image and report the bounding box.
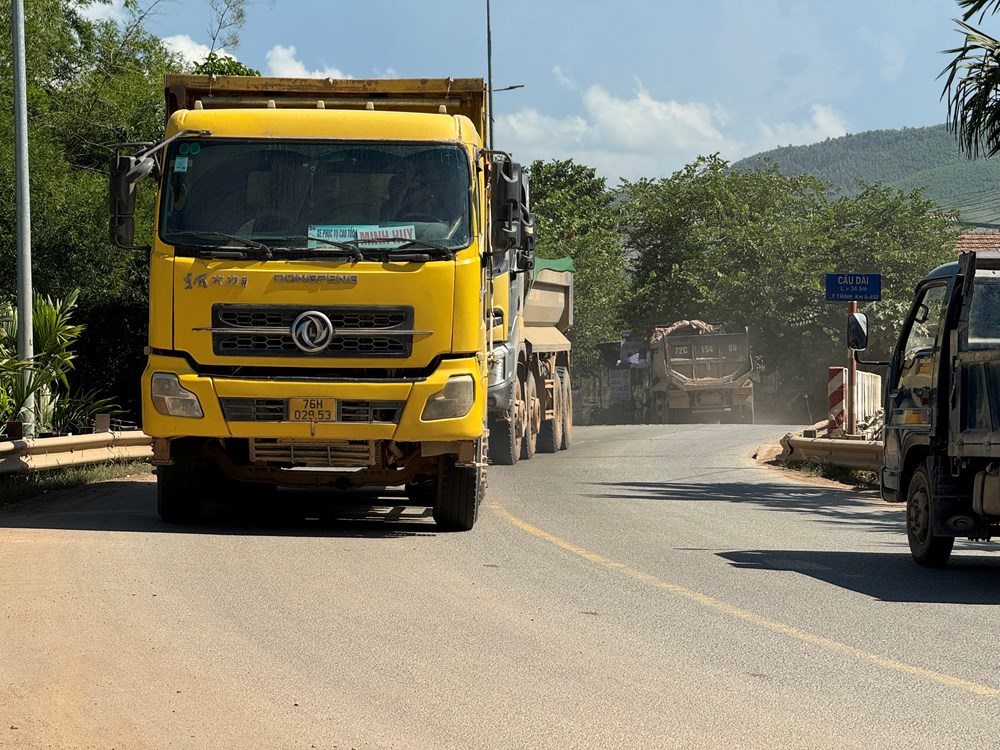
[291,311,334,353]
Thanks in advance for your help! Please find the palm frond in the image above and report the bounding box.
[940,19,1000,158]
[959,0,1000,23]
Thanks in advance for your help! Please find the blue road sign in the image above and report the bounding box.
[825,273,881,302]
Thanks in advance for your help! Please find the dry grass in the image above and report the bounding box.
[0,460,151,507]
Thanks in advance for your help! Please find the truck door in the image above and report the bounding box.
[883,283,949,485]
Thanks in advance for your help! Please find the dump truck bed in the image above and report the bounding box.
[523,262,574,353]
[164,75,488,138]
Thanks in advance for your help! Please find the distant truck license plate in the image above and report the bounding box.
[289,398,336,422]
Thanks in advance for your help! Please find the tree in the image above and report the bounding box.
[0,0,183,420]
[193,0,263,75]
[621,156,955,420]
[941,0,1000,157]
[528,160,627,376]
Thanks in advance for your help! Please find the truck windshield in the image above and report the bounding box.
[968,270,1000,349]
[158,139,472,254]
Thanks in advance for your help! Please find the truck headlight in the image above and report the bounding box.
[150,373,204,418]
[421,375,475,421]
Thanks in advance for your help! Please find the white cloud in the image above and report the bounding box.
[265,45,351,79]
[553,65,578,91]
[75,0,126,23]
[495,80,738,182]
[752,104,849,152]
[494,73,851,182]
[161,35,231,67]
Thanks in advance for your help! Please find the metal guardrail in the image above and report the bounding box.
[779,432,883,472]
[0,428,884,476]
[0,430,152,475]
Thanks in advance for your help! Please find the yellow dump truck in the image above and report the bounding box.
[647,320,754,424]
[486,257,574,464]
[109,76,535,529]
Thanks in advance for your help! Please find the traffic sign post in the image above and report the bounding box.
[826,273,882,435]
[825,274,881,302]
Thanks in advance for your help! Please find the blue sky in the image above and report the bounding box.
[88,0,971,184]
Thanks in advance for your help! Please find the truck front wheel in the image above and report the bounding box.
[488,379,525,466]
[433,444,485,531]
[156,461,206,523]
[906,466,954,567]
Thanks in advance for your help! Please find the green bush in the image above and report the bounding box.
[0,290,121,435]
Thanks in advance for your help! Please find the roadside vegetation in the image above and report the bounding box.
[780,460,881,492]
[0,458,150,508]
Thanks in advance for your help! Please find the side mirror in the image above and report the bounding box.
[847,312,869,351]
[109,154,153,250]
[848,312,891,367]
[490,159,530,254]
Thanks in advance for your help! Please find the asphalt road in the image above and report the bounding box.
[3,423,1000,749]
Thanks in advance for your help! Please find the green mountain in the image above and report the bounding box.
[731,124,1000,226]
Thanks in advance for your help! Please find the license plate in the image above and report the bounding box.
[288,398,336,422]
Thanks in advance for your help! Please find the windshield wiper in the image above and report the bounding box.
[355,237,456,260]
[264,236,365,262]
[165,231,273,259]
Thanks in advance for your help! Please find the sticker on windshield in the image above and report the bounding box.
[309,224,416,249]
[174,155,189,173]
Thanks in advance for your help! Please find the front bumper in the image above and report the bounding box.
[141,352,486,443]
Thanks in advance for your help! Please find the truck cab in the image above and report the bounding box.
[849,250,1000,566]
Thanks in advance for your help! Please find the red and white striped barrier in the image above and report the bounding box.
[827,366,882,436]
[828,367,847,435]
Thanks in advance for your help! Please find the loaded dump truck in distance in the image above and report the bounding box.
[647,320,754,424]
[849,251,1000,567]
[109,75,536,530]
[487,257,574,464]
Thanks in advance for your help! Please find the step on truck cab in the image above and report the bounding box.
[109,75,534,529]
[849,251,1000,565]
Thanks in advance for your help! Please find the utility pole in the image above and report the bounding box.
[12,0,35,437]
[486,0,494,150]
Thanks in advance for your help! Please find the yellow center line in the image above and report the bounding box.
[487,502,998,697]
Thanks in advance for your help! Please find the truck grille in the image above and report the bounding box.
[250,439,377,467]
[210,304,414,358]
[220,398,404,423]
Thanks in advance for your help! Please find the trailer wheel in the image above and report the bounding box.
[558,367,572,450]
[906,466,954,567]
[521,374,538,460]
[433,444,484,531]
[538,374,563,453]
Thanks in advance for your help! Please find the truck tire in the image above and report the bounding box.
[538,374,563,453]
[521,374,538,460]
[488,374,524,466]
[488,409,520,466]
[906,466,954,567]
[558,367,572,450]
[156,461,205,523]
[433,445,484,531]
